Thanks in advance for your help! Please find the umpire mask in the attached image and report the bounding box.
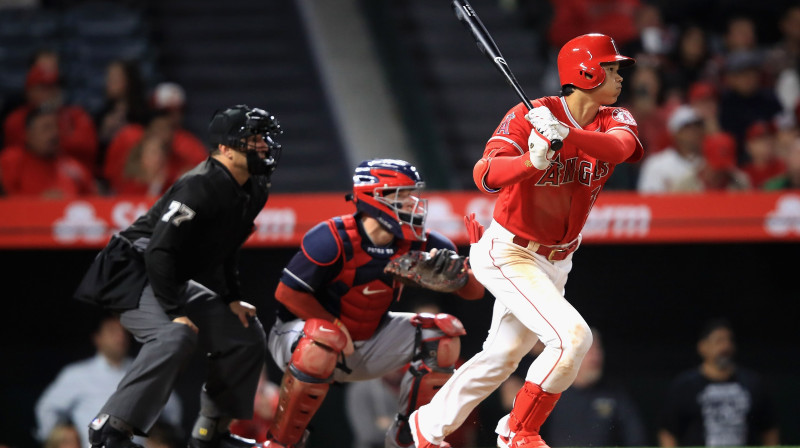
[208,105,283,176]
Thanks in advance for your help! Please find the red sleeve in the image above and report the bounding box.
[103,125,144,185]
[59,107,98,173]
[0,146,23,193]
[456,267,485,300]
[274,282,337,322]
[3,108,27,148]
[565,127,641,163]
[473,101,545,193]
[473,154,540,193]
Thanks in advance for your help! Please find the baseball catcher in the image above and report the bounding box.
[262,159,485,448]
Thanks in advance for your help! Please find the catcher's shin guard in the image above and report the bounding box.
[388,313,465,447]
[268,319,347,447]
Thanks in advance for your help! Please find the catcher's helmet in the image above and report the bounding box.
[350,159,427,241]
[208,104,283,174]
[557,33,635,90]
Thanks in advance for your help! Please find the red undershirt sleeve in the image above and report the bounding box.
[274,282,336,322]
[456,267,485,300]
[565,128,638,163]
[476,153,541,191]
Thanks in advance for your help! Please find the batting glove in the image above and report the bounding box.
[528,127,554,170]
[525,106,570,142]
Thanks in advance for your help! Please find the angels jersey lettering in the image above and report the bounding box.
[484,96,643,245]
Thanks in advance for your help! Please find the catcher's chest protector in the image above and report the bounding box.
[328,215,426,340]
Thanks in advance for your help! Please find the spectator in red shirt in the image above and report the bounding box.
[102,82,207,190]
[678,132,751,191]
[742,121,786,189]
[95,60,150,155]
[0,48,60,135]
[103,111,205,194]
[2,64,99,177]
[149,82,208,167]
[114,133,176,197]
[0,106,97,198]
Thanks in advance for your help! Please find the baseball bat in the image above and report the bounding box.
[451,0,563,150]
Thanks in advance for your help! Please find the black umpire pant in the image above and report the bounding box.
[98,280,266,435]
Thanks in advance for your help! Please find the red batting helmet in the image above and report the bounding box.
[557,34,635,90]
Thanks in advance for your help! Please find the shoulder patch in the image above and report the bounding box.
[496,112,515,135]
[300,221,342,266]
[611,108,637,126]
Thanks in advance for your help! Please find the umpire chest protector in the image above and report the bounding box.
[326,214,426,341]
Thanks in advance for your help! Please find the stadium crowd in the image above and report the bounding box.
[2,1,800,197]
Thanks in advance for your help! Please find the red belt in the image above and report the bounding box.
[512,235,579,261]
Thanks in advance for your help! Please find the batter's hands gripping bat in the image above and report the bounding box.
[451,0,563,150]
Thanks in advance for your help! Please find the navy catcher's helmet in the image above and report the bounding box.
[350,159,427,241]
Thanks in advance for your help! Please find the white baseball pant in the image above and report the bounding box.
[414,220,592,444]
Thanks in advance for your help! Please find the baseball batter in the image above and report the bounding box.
[409,34,644,448]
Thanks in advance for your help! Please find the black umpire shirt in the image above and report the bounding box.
[120,157,269,318]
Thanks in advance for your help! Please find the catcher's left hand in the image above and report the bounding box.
[384,249,468,293]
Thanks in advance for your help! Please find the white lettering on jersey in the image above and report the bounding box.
[161,200,196,226]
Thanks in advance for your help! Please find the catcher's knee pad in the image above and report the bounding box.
[269,319,346,446]
[389,313,466,447]
[411,312,465,369]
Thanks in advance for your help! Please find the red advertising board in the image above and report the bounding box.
[1,191,799,248]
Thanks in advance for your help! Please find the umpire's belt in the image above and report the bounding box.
[512,234,580,261]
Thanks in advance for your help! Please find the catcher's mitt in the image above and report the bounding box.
[384,249,468,293]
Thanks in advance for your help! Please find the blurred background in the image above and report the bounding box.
[1,0,799,447]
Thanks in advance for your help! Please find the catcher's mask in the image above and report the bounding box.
[208,104,283,175]
[348,159,427,241]
[557,33,635,90]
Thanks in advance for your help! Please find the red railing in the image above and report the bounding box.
[1,191,799,248]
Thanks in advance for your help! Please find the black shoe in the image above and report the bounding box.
[189,432,261,448]
[88,420,143,448]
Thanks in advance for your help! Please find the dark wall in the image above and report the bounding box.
[1,243,798,447]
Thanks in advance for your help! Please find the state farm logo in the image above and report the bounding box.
[54,202,107,243]
[584,204,651,238]
[253,208,295,240]
[54,201,151,243]
[765,194,800,236]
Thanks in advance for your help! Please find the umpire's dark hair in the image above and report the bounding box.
[698,317,733,341]
[24,104,59,129]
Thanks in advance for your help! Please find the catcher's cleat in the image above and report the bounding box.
[87,416,143,448]
[496,433,550,448]
[188,432,261,448]
[408,411,451,448]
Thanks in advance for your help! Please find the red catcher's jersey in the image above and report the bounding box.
[484,96,643,245]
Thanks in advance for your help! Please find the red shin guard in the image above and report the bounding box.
[508,382,561,435]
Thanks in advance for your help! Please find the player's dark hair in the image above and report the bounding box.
[561,85,576,97]
[698,317,733,341]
